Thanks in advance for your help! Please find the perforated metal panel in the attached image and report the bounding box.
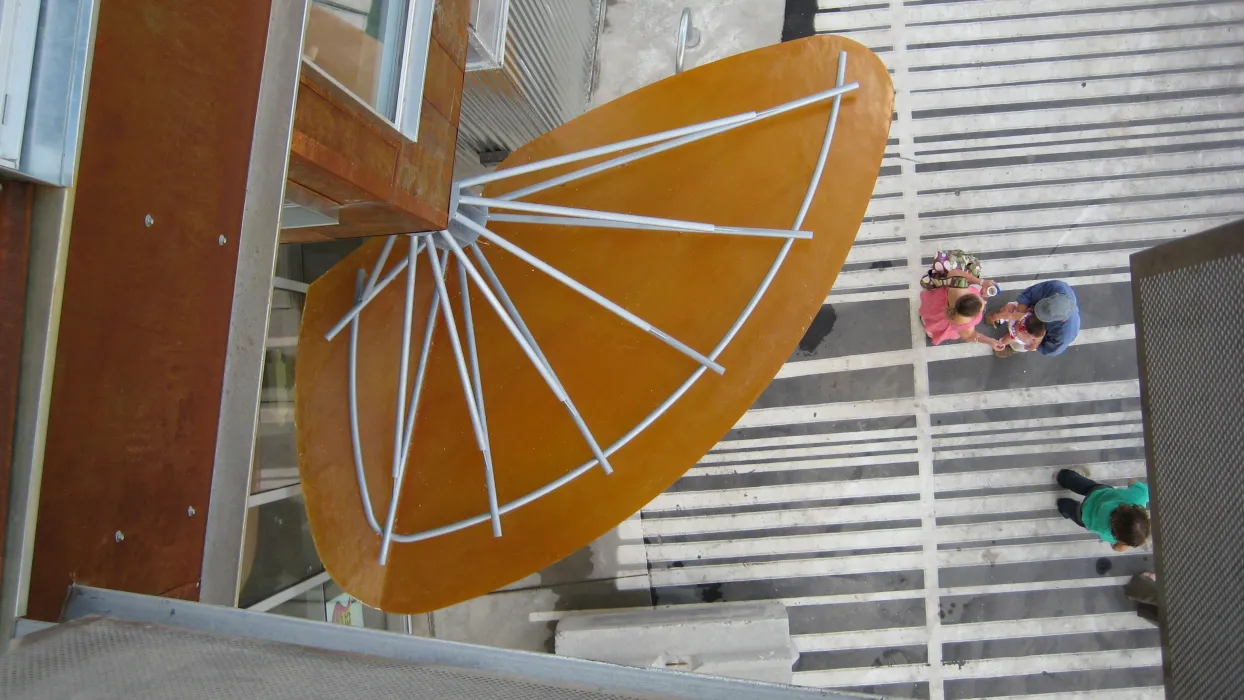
[1132,218,1244,700]
[2,617,674,700]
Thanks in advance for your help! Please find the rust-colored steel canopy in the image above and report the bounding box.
[295,35,894,612]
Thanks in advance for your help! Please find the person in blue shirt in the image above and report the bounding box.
[986,280,1081,356]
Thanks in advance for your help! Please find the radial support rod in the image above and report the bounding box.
[426,241,490,458]
[453,214,724,375]
[379,239,487,564]
[485,214,811,240]
[391,236,418,479]
[462,196,716,233]
[459,257,503,537]
[436,232,576,405]
[456,112,758,189]
[325,241,425,342]
[365,235,397,291]
[494,82,858,203]
[466,242,614,476]
[396,253,447,480]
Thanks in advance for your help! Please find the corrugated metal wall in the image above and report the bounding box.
[456,0,604,160]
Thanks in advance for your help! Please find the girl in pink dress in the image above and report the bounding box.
[918,284,1005,349]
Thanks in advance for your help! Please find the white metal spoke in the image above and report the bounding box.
[466,241,614,476]
[391,235,418,479]
[380,240,489,563]
[396,252,448,479]
[437,233,571,402]
[325,241,424,342]
[464,195,714,232]
[456,112,757,189]
[424,239,490,447]
[464,196,815,241]
[453,214,725,375]
[495,82,858,203]
[486,213,811,240]
[458,257,503,537]
[365,235,397,291]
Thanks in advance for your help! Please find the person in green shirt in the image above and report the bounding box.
[1055,469,1150,552]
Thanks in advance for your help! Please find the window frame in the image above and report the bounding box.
[0,0,42,168]
[305,0,435,142]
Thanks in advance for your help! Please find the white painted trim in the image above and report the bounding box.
[635,551,926,589]
[986,688,1165,700]
[941,612,1156,643]
[794,663,927,690]
[641,502,922,538]
[795,625,928,653]
[932,411,1142,436]
[942,648,1164,680]
[697,438,919,464]
[932,423,1142,447]
[934,461,1146,493]
[939,540,1151,569]
[734,380,1139,428]
[934,437,1144,461]
[686,450,919,477]
[712,427,920,452]
[646,476,921,512]
[777,324,1136,378]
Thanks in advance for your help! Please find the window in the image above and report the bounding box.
[0,0,42,168]
[465,0,509,71]
[303,0,435,140]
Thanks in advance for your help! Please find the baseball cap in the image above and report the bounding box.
[1034,293,1074,323]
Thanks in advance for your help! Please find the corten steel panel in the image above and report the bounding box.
[0,180,33,585]
[25,0,275,620]
[294,36,894,612]
[1131,218,1244,700]
[432,0,470,69]
[283,0,470,243]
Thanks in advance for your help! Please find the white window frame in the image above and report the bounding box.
[0,0,42,168]
[465,0,509,72]
[306,0,434,142]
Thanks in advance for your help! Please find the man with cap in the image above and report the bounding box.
[987,280,1080,357]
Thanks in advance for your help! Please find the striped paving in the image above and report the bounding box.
[516,1,1242,698]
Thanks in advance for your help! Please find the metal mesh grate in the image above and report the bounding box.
[2,617,678,700]
[1133,222,1244,700]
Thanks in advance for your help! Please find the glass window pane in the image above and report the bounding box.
[238,495,324,609]
[251,246,306,497]
[243,241,364,609]
[268,580,328,622]
[304,0,409,117]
